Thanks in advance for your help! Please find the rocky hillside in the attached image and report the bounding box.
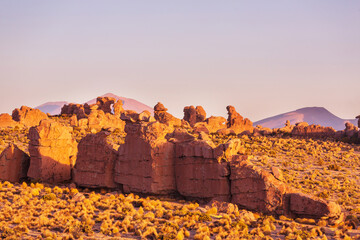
[254,107,357,131]
[0,98,360,239]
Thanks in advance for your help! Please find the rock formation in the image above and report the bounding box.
[344,122,358,138]
[61,103,87,119]
[174,139,243,202]
[28,119,77,183]
[154,102,181,127]
[87,109,125,131]
[357,115,360,128]
[183,105,207,127]
[12,106,48,127]
[204,116,227,133]
[114,121,176,194]
[291,122,336,138]
[113,99,124,117]
[226,106,253,134]
[0,144,30,182]
[96,97,116,114]
[0,113,22,129]
[74,131,119,188]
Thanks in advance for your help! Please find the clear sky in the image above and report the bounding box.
[0,1,359,121]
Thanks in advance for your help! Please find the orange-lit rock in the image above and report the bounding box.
[0,144,30,182]
[113,99,124,117]
[87,109,125,131]
[12,106,48,127]
[183,105,207,127]
[0,113,22,129]
[226,105,253,134]
[205,116,227,133]
[154,102,181,127]
[74,131,119,188]
[27,119,77,183]
[114,121,176,194]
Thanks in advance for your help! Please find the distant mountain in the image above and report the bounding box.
[35,93,153,116]
[36,101,68,115]
[254,107,357,131]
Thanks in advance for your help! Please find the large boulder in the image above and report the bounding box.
[356,115,360,128]
[12,106,48,127]
[114,121,176,194]
[344,122,358,138]
[27,119,77,183]
[0,113,22,129]
[73,131,119,188]
[226,106,253,134]
[154,102,181,127]
[0,144,30,182]
[113,100,124,118]
[230,155,341,218]
[230,157,287,214]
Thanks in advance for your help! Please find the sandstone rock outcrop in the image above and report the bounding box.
[154,102,181,127]
[28,119,77,183]
[230,157,287,214]
[344,122,358,138]
[113,99,124,117]
[60,103,87,119]
[291,122,336,138]
[74,131,118,188]
[0,144,30,182]
[12,106,48,127]
[0,113,22,129]
[96,97,116,114]
[204,116,227,133]
[230,155,340,218]
[183,106,207,127]
[226,106,253,134]
[174,139,244,202]
[114,121,176,194]
[87,109,125,131]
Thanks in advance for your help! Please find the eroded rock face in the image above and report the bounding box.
[230,155,341,218]
[0,113,22,129]
[356,115,360,128]
[205,116,227,133]
[74,131,118,188]
[27,119,77,183]
[226,106,253,134]
[154,102,181,127]
[183,106,207,127]
[174,139,244,202]
[60,103,87,119]
[96,97,116,114]
[87,110,125,131]
[344,122,358,138]
[291,122,336,138]
[0,144,30,182]
[12,106,48,127]
[114,121,176,194]
[230,156,287,214]
[287,192,341,219]
[113,100,124,118]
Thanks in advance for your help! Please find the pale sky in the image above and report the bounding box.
[0,1,359,121]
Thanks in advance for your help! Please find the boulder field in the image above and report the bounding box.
[0,97,354,220]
